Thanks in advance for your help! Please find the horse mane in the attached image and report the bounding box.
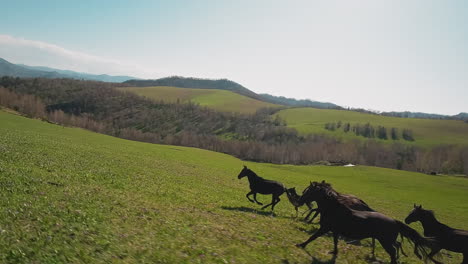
[246,168,264,180]
[420,208,436,219]
[317,181,339,198]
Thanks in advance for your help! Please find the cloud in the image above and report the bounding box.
[0,34,159,78]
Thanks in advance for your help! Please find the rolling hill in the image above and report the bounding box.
[120,86,282,114]
[0,109,466,263]
[276,107,468,147]
[123,76,343,110]
[0,57,136,82]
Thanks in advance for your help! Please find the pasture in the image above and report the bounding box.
[119,86,281,114]
[276,107,468,147]
[0,110,467,263]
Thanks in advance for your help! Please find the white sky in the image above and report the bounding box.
[1,0,467,115]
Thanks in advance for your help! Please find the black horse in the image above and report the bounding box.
[299,181,380,258]
[237,166,285,211]
[296,181,437,264]
[286,187,317,220]
[405,204,468,264]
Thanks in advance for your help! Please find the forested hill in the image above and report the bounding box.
[259,93,342,109]
[124,77,262,100]
[123,76,342,109]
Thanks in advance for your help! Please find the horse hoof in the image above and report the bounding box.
[296,243,305,248]
[328,251,338,255]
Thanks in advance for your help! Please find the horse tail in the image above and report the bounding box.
[396,221,437,261]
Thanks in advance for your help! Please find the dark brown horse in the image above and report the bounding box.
[405,204,468,264]
[237,166,285,211]
[298,182,379,258]
[296,181,437,264]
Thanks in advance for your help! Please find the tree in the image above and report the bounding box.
[402,129,414,141]
[391,128,399,140]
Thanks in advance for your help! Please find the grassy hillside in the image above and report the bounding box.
[277,107,468,147]
[1,110,467,263]
[120,86,281,114]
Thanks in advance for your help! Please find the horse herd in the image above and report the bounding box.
[237,166,468,264]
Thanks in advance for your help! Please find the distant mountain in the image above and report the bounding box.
[0,58,136,82]
[258,93,342,109]
[124,76,340,110]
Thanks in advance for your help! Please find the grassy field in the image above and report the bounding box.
[1,110,467,263]
[276,107,468,147]
[120,86,281,114]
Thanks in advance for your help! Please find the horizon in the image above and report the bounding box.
[1,0,467,115]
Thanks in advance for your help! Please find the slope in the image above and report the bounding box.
[120,86,282,114]
[0,109,466,263]
[277,107,468,147]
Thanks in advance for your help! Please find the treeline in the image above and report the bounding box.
[381,111,468,121]
[257,94,342,109]
[1,76,467,175]
[324,121,414,141]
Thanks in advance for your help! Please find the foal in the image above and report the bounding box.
[405,204,468,264]
[237,166,285,211]
[285,187,317,220]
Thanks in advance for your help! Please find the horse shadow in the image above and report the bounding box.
[220,206,277,216]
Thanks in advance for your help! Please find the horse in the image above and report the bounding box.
[237,166,285,211]
[298,181,380,258]
[405,204,468,264]
[285,187,318,220]
[296,181,438,264]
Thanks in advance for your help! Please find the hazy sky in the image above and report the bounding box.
[1,0,467,115]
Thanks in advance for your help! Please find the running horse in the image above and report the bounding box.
[296,181,439,264]
[405,204,468,264]
[237,166,285,211]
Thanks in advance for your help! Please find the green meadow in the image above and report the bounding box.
[1,110,467,263]
[120,86,281,114]
[276,107,468,147]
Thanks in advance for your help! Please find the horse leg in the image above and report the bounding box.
[271,196,281,211]
[427,248,442,264]
[370,238,376,259]
[304,207,316,221]
[296,227,329,248]
[252,193,263,205]
[462,253,467,264]
[307,210,320,223]
[246,191,255,203]
[329,233,339,255]
[380,240,397,264]
[261,195,275,210]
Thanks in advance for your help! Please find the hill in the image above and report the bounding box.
[124,76,262,100]
[120,86,282,114]
[276,107,468,147]
[0,57,136,82]
[1,109,467,263]
[2,76,467,175]
[124,76,339,110]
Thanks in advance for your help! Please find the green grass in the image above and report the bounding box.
[276,107,468,147]
[119,86,281,114]
[0,110,467,263]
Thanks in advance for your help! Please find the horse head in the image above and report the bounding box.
[237,165,251,179]
[405,204,423,224]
